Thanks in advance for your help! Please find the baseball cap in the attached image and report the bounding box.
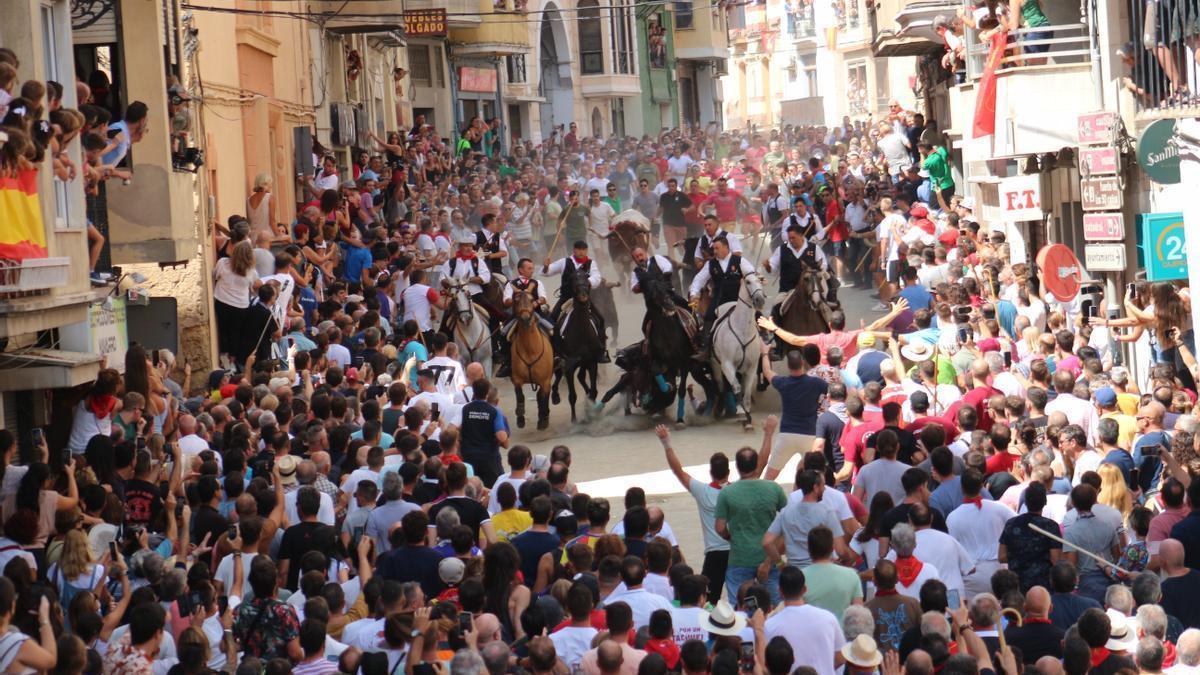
[1095,387,1117,407]
[857,333,877,348]
[438,557,466,585]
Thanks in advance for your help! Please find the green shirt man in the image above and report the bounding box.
[921,145,954,191]
[715,475,787,569]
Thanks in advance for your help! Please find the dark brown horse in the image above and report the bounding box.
[777,267,835,336]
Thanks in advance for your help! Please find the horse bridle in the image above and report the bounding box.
[447,282,489,358]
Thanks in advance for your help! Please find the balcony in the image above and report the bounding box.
[676,2,730,61]
[307,0,404,34]
[872,0,956,56]
[948,25,1096,158]
[1126,0,1200,121]
[449,0,533,57]
[580,73,641,98]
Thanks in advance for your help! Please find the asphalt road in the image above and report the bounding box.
[489,249,879,565]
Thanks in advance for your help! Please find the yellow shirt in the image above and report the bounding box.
[1102,411,1138,449]
[1116,392,1139,417]
[492,508,532,542]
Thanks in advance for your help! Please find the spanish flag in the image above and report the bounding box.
[0,169,48,260]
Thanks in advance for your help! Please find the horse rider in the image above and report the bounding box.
[541,240,610,363]
[475,213,509,278]
[688,234,759,360]
[630,246,692,341]
[502,257,553,333]
[693,214,743,269]
[784,197,826,244]
[439,233,497,344]
[762,222,837,323]
[759,182,791,247]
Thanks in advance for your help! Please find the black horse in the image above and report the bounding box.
[552,268,604,422]
[642,273,716,426]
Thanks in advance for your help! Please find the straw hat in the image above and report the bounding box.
[1106,609,1137,652]
[901,341,935,363]
[698,600,747,637]
[842,635,884,668]
[276,455,300,486]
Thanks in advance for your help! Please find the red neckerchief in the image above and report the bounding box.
[573,255,590,265]
[455,250,476,260]
[1164,641,1177,668]
[1024,617,1052,625]
[895,556,924,587]
[1090,647,1111,667]
[87,393,116,419]
[964,496,984,509]
[709,481,727,490]
[874,589,899,597]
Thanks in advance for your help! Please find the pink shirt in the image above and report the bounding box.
[1149,506,1189,547]
[808,330,863,362]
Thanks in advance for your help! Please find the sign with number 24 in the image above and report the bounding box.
[1140,213,1188,282]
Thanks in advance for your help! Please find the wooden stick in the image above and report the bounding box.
[547,197,574,259]
[1028,523,1132,576]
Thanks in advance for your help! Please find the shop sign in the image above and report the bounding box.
[459,67,497,93]
[998,174,1042,222]
[1081,176,1122,211]
[1082,213,1124,241]
[1078,111,1118,144]
[1084,243,1126,271]
[1136,118,1182,184]
[1079,147,1119,176]
[403,9,447,37]
[1140,212,1188,281]
[61,298,128,372]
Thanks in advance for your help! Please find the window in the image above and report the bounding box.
[506,54,527,84]
[408,45,432,86]
[801,53,818,97]
[42,5,70,229]
[579,0,604,74]
[846,61,867,114]
[610,3,635,75]
[675,0,694,29]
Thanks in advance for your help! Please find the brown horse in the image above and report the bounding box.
[778,267,835,336]
[509,290,554,430]
[607,221,650,289]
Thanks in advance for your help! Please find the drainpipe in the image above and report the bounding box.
[1087,0,1103,108]
[495,57,508,156]
[448,41,462,144]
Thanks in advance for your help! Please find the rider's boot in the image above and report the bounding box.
[592,312,611,364]
[694,320,713,361]
[495,335,512,378]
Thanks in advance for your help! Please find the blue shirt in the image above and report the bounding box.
[101,120,132,167]
[1101,449,1135,488]
[400,341,429,387]
[1169,512,1200,571]
[1132,431,1169,494]
[856,350,889,385]
[898,284,933,311]
[771,374,829,435]
[341,244,372,282]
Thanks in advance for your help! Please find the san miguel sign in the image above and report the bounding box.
[404,9,447,37]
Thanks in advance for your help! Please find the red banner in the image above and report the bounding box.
[972,32,1006,138]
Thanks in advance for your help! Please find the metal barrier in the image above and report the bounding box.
[964,23,1092,79]
[1126,0,1200,113]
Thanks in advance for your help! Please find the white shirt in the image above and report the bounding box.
[440,254,492,296]
[786,485,854,524]
[214,551,258,598]
[588,202,617,237]
[1071,449,1104,485]
[785,211,826,241]
[602,586,672,630]
[896,558,942,600]
[688,253,758,298]
[408,391,461,428]
[887,528,974,596]
[260,273,296,327]
[550,626,598,670]
[668,606,708,646]
[68,399,113,453]
[341,468,380,517]
[695,230,743,261]
[643,573,673,601]
[764,604,845,675]
[424,355,467,398]
[845,201,870,232]
[503,276,548,303]
[284,488,336,527]
[543,256,602,289]
[877,214,906,264]
[760,194,790,227]
[178,434,213,467]
[611,520,680,547]
[1046,394,1100,446]
[631,255,674,294]
[946,500,1015,564]
[326,343,352,369]
[584,176,611,196]
[212,257,260,308]
[667,155,694,182]
[488,473,529,516]
[344,617,385,649]
[768,241,828,275]
[402,283,439,331]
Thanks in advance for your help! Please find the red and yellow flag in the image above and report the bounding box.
[0,169,48,260]
[972,32,1007,138]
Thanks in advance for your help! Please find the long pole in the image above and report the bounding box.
[1028,524,1131,576]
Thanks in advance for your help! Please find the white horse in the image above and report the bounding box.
[711,277,766,430]
[444,279,493,375]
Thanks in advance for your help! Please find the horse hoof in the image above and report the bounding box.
[592,401,605,414]
[516,416,526,429]
[674,420,686,430]
[742,422,754,432]
[552,391,561,405]
[537,418,549,431]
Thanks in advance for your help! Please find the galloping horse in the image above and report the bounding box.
[443,278,493,374]
[509,290,554,431]
[552,268,604,422]
[642,273,714,426]
[777,267,836,336]
[711,278,766,430]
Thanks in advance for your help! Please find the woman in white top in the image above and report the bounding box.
[46,530,106,613]
[246,173,281,242]
[0,579,56,675]
[211,241,262,362]
[848,491,895,599]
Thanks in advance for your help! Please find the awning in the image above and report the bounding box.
[0,349,102,392]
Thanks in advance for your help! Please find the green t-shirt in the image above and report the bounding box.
[801,562,864,617]
[636,163,660,185]
[603,196,622,213]
[1021,0,1049,28]
[562,204,589,243]
[921,147,954,191]
[714,479,787,567]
